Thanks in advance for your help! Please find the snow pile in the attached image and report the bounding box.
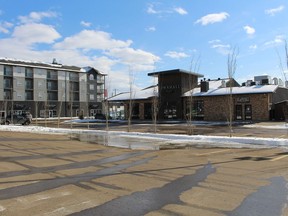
[0,125,287,150]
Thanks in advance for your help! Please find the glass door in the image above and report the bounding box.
[235,105,243,120]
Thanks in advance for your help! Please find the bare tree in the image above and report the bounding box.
[276,40,288,85]
[227,46,239,137]
[186,55,201,135]
[104,77,111,131]
[70,83,73,130]
[152,76,158,133]
[57,95,64,128]
[35,101,39,126]
[276,40,288,132]
[126,68,136,132]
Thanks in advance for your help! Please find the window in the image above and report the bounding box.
[89,94,94,100]
[47,81,58,90]
[90,84,94,90]
[25,68,33,78]
[4,79,12,88]
[97,95,103,102]
[25,80,33,89]
[47,70,57,79]
[89,74,94,80]
[235,105,243,120]
[25,91,33,100]
[245,105,252,120]
[4,66,13,76]
[69,72,79,81]
[48,92,58,101]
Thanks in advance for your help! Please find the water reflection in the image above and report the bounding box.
[71,133,161,150]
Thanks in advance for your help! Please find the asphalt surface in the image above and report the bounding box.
[0,129,288,216]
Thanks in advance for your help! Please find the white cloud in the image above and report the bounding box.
[80,21,92,27]
[18,11,58,23]
[106,47,160,71]
[243,25,255,35]
[147,3,188,16]
[265,5,284,16]
[0,21,13,34]
[12,23,61,44]
[195,12,229,25]
[264,35,285,47]
[147,4,158,14]
[53,30,132,50]
[208,39,221,44]
[0,12,160,93]
[209,40,231,55]
[174,7,188,15]
[249,44,257,50]
[145,26,156,32]
[164,51,189,59]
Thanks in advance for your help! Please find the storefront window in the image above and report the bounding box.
[245,105,252,120]
[235,105,243,120]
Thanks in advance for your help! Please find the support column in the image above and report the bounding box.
[139,102,144,120]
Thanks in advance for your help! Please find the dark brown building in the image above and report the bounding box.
[148,69,203,119]
[109,69,288,122]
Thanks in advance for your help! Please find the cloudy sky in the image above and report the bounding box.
[0,0,287,94]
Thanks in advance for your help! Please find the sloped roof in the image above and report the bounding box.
[184,78,229,96]
[81,66,106,75]
[186,85,279,97]
[108,85,158,101]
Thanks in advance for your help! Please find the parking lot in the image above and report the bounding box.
[0,130,288,215]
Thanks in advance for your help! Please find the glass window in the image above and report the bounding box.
[25,68,33,78]
[89,74,94,80]
[90,84,94,90]
[4,66,13,76]
[4,79,12,88]
[89,94,94,100]
[25,91,33,100]
[235,105,243,120]
[245,105,252,120]
[25,80,33,89]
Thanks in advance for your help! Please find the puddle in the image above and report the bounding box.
[71,133,163,150]
[227,176,288,216]
[70,163,216,216]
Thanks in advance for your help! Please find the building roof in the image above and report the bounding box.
[148,69,204,78]
[81,66,106,75]
[108,85,158,101]
[186,84,279,97]
[0,58,105,75]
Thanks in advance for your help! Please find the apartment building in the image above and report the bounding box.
[0,58,106,119]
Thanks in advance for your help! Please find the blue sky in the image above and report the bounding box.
[0,0,287,95]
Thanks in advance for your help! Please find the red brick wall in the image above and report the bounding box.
[186,93,272,121]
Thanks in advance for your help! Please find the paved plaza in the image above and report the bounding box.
[0,131,288,215]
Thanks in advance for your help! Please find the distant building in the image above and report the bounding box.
[109,69,288,121]
[0,58,106,119]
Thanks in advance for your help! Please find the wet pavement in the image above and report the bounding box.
[73,132,165,150]
[0,131,288,216]
[71,163,216,216]
[227,176,288,216]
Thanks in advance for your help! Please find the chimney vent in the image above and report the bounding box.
[201,81,209,92]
